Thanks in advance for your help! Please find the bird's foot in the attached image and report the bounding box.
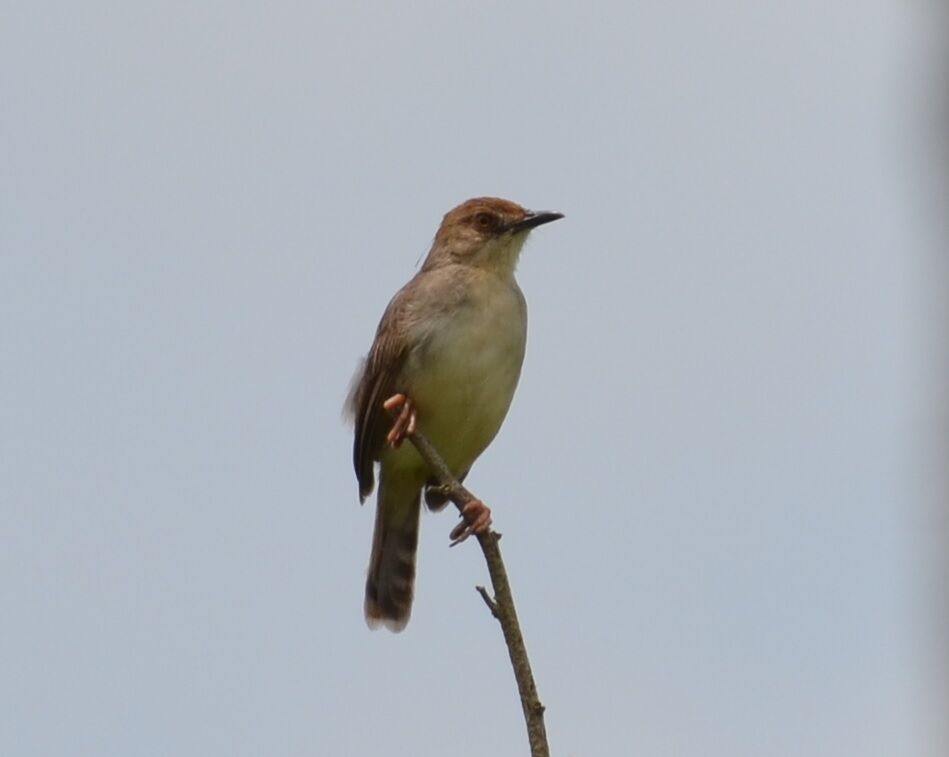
[383,393,417,448]
[449,499,493,546]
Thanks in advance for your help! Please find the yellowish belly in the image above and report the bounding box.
[383,279,527,478]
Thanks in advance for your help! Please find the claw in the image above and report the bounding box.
[383,393,417,448]
[449,499,492,546]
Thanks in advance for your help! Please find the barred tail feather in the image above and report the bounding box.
[365,473,422,632]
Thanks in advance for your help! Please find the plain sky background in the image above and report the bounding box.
[2,2,946,756]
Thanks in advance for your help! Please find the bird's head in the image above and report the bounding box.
[422,197,563,276]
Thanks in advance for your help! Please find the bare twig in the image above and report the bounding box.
[476,585,500,618]
[405,428,550,757]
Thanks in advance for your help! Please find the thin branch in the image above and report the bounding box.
[405,429,550,757]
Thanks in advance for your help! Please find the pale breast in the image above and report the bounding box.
[401,275,527,474]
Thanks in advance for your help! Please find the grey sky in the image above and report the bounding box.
[1,2,942,756]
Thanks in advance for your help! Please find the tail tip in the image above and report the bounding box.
[365,598,411,632]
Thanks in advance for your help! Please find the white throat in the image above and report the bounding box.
[472,232,530,278]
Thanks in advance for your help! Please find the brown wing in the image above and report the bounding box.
[349,268,461,501]
[350,297,411,502]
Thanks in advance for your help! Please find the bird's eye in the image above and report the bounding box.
[475,212,495,229]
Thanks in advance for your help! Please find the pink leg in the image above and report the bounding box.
[383,393,417,448]
[449,499,493,546]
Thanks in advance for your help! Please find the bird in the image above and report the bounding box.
[346,196,563,631]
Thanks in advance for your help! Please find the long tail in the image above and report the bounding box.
[365,470,422,632]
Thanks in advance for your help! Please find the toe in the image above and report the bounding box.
[383,393,407,412]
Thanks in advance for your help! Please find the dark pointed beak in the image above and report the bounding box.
[507,210,564,233]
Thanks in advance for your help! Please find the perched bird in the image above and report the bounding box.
[347,197,562,631]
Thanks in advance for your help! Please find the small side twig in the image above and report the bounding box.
[476,585,499,618]
[404,428,550,757]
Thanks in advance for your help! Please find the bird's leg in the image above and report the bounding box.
[448,499,493,546]
[383,393,417,447]
[382,393,490,544]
